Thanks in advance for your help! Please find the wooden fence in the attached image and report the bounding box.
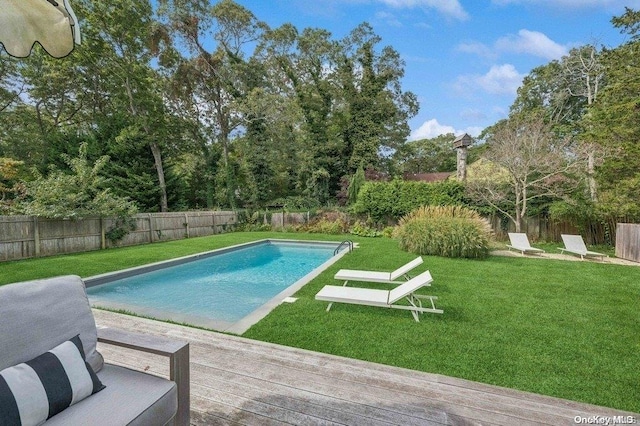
[0,211,237,262]
[270,212,310,229]
[487,215,615,245]
[615,223,640,263]
[265,211,619,246]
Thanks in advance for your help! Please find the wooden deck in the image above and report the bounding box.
[93,310,637,425]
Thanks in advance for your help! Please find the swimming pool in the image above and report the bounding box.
[85,239,349,333]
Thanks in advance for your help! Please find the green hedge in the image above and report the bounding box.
[352,178,466,222]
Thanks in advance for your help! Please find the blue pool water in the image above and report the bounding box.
[86,240,343,331]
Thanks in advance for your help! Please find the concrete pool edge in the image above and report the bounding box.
[84,238,355,334]
[224,242,352,334]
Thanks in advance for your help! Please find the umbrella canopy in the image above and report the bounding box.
[0,0,80,58]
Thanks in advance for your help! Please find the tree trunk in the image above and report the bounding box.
[588,150,597,201]
[150,141,169,212]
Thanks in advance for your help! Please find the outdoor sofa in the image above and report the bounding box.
[0,275,189,425]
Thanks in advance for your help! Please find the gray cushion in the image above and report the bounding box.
[45,364,177,426]
[0,275,104,373]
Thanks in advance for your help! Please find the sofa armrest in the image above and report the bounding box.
[97,327,190,426]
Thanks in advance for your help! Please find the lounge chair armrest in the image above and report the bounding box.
[97,327,190,426]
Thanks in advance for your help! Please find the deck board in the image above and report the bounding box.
[93,310,637,425]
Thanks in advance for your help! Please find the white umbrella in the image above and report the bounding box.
[0,0,81,58]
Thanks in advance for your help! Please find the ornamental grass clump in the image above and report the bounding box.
[394,205,493,258]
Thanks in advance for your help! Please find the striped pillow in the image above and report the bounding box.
[0,335,105,426]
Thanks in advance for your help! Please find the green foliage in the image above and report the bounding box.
[346,166,365,205]
[382,226,395,238]
[0,157,25,213]
[394,133,457,173]
[301,211,349,234]
[393,205,492,258]
[236,209,272,231]
[267,196,320,210]
[352,178,466,222]
[349,220,381,237]
[20,143,138,219]
[105,217,137,244]
[303,218,347,234]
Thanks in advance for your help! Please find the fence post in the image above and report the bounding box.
[100,217,106,249]
[184,213,190,238]
[148,213,154,243]
[212,211,217,234]
[33,216,40,257]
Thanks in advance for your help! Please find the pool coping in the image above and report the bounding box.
[84,238,354,334]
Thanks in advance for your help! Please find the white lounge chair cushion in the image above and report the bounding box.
[334,270,393,283]
[507,233,544,253]
[316,286,390,307]
[334,257,423,283]
[560,234,606,258]
[317,270,434,306]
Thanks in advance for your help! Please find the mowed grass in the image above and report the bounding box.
[2,232,639,412]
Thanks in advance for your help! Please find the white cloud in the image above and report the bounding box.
[375,11,404,27]
[314,0,469,20]
[454,64,525,96]
[409,119,482,140]
[492,0,640,9]
[375,0,469,20]
[411,119,456,139]
[495,29,567,60]
[457,29,568,61]
[456,41,498,60]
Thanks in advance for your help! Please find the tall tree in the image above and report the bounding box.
[337,23,418,173]
[79,0,176,211]
[586,7,640,217]
[466,114,586,232]
[158,0,267,207]
[394,133,459,174]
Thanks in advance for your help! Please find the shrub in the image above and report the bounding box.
[305,218,348,234]
[394,205,492,258]
[302,211,349,234]
[349,220,381,237]
[382,226,395,238]
[352,178,466,222]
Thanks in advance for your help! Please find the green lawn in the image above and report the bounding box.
[2,232,638,413]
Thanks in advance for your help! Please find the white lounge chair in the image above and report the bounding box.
[558,234,607,260]
[334,256,423,285]
[506,232,545,255]
[315,270,442,321]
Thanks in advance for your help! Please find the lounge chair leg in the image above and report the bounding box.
[411,310,420,322]
[326,302,333,312]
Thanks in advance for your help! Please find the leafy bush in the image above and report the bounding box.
[301,211,349,234]
[349,220,381,237]
[382,226,394,238]
[236,210,272,231]
[352,178,466,222]
[394,205,492,258]
[20,143,138,219]
[304,218,348,234]
[267,196,320,210]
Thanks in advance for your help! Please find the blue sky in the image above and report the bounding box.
[234,0,639,140]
